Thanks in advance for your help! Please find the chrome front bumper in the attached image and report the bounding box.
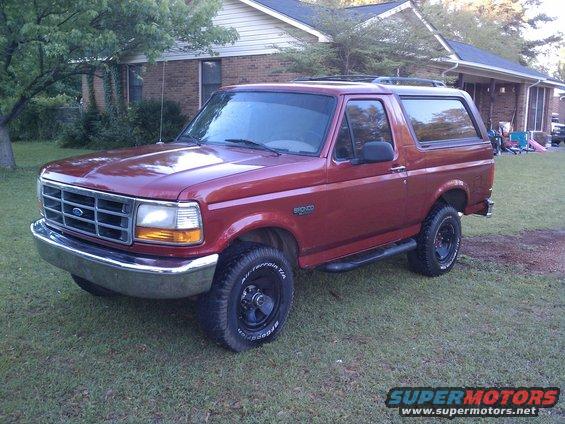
[31,219,218,299]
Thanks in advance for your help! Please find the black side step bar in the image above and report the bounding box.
[319,238,417,273]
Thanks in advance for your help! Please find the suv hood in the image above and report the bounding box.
[41,143,308,200]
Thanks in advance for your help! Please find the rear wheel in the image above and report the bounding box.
[197,243,294,352]
[408,204,462,277]
[71,275,119,297]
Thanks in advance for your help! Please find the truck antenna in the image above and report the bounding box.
[158,60,167,143]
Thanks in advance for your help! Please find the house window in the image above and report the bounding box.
[128,65,143,103]
[201,60,221,105]
[527,86,546,131]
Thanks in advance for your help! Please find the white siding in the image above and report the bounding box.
[123,0,315,63]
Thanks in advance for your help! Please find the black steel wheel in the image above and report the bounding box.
[408,204,462,277]
[434,221,457,262]
[197,242,294,352]
[238,277,281,333]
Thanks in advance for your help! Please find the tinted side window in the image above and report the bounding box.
[334,100,393,160]
[401,97,479,143]
[334,116,354,160]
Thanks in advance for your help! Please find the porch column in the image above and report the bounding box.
[488,78,496,130]
[542,87,554,133]
[515,83,528,131]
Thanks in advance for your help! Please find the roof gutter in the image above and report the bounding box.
[441,62,459,78]
[443,59,559,86]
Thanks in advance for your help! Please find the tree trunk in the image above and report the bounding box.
[0,119,16,170]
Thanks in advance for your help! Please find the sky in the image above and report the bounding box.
[525,0,564,74]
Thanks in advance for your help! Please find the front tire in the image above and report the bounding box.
[71,275,119,297]
[408,204,462,277]
[197,243,294,352]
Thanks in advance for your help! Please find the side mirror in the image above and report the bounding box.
[360,141,395,163]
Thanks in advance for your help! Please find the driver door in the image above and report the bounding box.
[325,96,407,249]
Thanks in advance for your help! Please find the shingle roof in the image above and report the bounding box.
[250,1,562,84]
[446,39,550,80]
[343,1,407,19]
[252,0,406,28]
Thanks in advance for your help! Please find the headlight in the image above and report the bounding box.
[135,202,203,245]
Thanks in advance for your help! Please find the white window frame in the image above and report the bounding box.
[199,59,221,108]
[528,86,547,132]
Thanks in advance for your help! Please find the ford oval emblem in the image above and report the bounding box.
[72,207,84,217]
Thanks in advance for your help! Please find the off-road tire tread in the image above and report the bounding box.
[197,242,294,352]
[407,204,461,277]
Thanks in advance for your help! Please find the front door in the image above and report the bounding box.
[325,96,407,249]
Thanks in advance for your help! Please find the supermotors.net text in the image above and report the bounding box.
[400,406,538,418]
[386,387,559,419]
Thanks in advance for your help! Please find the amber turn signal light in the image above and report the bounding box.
[135,227,203,244]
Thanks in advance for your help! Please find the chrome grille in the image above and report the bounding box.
[40,181,135,245]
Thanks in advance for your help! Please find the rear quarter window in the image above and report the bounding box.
[401,97,480,144]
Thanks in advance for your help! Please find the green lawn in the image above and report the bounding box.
[1,143,564,423]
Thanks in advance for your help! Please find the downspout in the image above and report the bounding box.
[441,62,459,80]
[523,79,543,131]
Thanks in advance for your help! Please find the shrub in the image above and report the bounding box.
[129,100,187,143]
[90,115,139,150]
[58,99,188,149]
[59,109,103,148]
[10,95,76,141]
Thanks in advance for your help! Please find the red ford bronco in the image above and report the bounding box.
[32,78,494,351]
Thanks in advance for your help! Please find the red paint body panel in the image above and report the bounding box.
[39,82,494,268]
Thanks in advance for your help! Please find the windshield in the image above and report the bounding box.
[179,91,336,156]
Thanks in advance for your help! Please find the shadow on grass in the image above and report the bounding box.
[48,255,431,355]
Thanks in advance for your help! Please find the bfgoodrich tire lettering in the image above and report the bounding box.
[407,204,462,277]
[197,243,294,352]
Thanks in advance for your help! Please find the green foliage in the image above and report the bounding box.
[58,109,103,148]
[59,100,187,150]
[9,95,75,142]
[277,4,444,77]
[0,0,237,167]
[416,0,562,65]
[129,100,186,143]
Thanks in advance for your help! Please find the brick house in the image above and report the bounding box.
[551,90,565,123]
[84,0,564,137]
[441,39,564,137]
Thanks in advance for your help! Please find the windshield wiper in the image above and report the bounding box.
[225,138,281,156]
[176,134,202,145]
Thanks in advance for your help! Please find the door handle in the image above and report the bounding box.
[390,165,406,173]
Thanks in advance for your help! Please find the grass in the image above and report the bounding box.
[1,143,563,423]
[464,152,565,236]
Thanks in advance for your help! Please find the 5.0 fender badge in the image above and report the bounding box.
[293,205,315,216]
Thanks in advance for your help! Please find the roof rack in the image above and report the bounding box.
[373,77,446,87]
[294,75,380,83]
[294,75,446,87]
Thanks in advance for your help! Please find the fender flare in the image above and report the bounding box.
[429,180,470,213]
[216,212,302,253]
